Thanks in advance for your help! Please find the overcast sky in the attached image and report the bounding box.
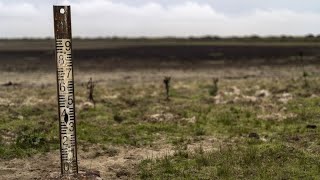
[0,0,319,38]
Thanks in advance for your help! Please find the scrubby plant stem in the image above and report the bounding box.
[209,78,219,96]
[163,77,171,101]
[87,77,95,105]
[299,52,309,87]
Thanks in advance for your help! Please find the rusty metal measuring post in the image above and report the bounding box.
[53,5,78,175]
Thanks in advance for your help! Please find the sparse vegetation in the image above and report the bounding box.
[139,142,320,179]
[1,40,320,179]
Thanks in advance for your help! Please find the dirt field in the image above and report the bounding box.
[1,40,320,179]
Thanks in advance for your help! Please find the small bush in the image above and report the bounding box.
[16,132,47,149]
[209,78,219,96]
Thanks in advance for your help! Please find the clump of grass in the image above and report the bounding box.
[91,145,120,158]
[0,129,53,159]
[101,145,119,157]
[194,125,206,136]
[16,131,47,149]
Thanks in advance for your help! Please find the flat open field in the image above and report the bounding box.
[1,39,320,179]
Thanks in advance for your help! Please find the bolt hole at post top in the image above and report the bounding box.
[60,8,65,14]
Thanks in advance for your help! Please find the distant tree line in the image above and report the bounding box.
[1,34,320,42]
[77,34,320,42]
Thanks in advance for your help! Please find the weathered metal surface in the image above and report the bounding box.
[54,6,72,39]
[53,5,78,176]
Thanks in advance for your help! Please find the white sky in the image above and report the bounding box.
[0,0,319,38]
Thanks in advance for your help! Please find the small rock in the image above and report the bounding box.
[213,94,226,104]
[2,82,13,86]
[255,90,270,98]
[185,116,196,124]
[232,86,241,95]
[278,93,293,104]
[290,136,300,141]
[116,169,131,178]
[306,125,317,129]
[311,94,318,98]
[249,133,260,139]
[163,113,174,120]
[79,102,94,110]
[2,81,21,87]
[148,113,174,122]
[149,114,163,122]
[242,95,258,103]
[113,114,124,123]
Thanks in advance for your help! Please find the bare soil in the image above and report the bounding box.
[0,41,320,179]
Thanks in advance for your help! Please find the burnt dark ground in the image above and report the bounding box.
[0,44,320,72]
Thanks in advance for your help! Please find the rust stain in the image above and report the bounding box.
[54,6,72,39]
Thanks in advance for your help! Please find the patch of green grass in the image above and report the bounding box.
[0,104,59,159]
[1,76,320,173]
[0,127,58,159]
[286,97,320,123]
[139,142,320,179]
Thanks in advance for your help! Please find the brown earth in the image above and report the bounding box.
[0,41,319,179]
[0,138,220,180]
[0,42,319,72]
